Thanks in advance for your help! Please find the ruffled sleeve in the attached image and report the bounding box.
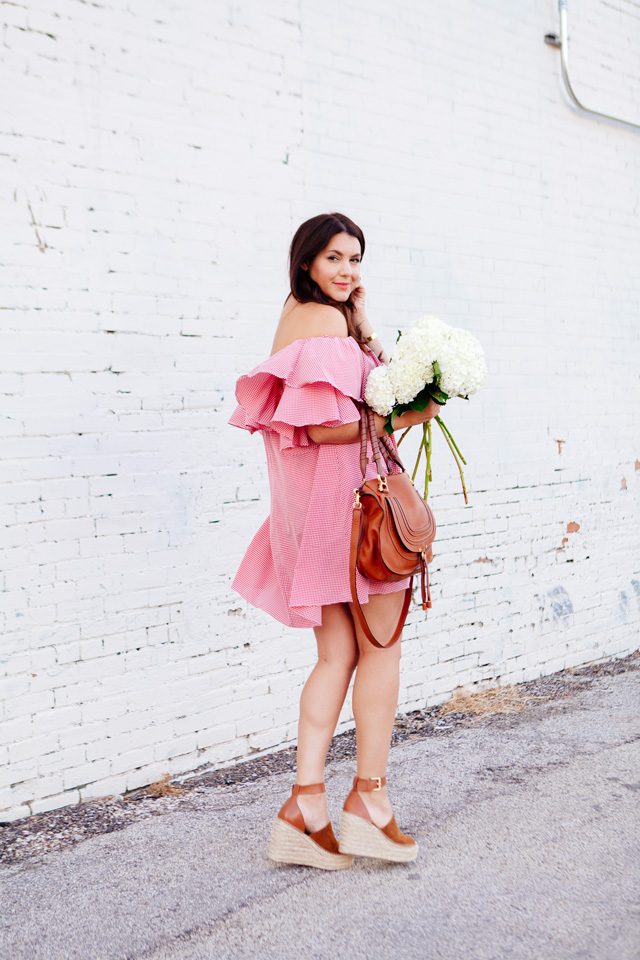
[229,337,365,451]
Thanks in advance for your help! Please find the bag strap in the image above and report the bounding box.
[350,404,421,647]
[367,407,388,477]
[359,405,368,480]
[379,431,405,473]
[358,403,406,480]
[349,495,412,648]
[359,403,390,482]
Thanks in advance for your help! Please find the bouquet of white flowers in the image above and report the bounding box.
[365,316,487,502]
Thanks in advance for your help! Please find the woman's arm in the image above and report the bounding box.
[306,399,443,445]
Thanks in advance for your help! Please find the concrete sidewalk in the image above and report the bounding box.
[1,671,638,960]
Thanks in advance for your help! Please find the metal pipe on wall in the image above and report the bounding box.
[544,0,640,133]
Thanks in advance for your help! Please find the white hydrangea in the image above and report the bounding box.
[392,315,450,384]
[363,313,487,415]
[388,354,427,405]
[437,328,488,397]
[364,365,396,416]
[411,314,452,342]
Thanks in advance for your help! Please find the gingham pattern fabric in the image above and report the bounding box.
[229,336,410,629]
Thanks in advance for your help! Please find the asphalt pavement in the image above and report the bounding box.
[1,670,638,960]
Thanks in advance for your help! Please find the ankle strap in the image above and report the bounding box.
[292,783,325,796]
[353,776,386,792]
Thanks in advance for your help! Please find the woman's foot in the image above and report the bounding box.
[268,783,353,871]
[338,776,418,862]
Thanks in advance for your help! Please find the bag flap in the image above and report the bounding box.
[384,473,436,549]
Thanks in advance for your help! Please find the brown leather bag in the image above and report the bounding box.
[349,406,436,648]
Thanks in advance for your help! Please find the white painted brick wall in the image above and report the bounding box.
[1,0,638,820]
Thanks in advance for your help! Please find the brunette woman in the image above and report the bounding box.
[229,213,441,868]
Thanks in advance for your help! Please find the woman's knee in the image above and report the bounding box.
[318,646,359,676]
[314,603,359,675]
[355,635,402,664]
[348,592,406,660]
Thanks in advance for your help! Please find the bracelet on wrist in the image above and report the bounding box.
[364,330,378,343]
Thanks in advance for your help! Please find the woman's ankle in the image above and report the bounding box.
[296,793,330,833]
[355,783,393,828]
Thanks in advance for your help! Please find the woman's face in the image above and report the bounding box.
[304,232,362,301]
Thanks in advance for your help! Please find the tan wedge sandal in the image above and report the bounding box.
[268,782,354,870]
[338,776,418,863]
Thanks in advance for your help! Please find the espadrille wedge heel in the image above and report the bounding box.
[338,776,418,863]
[268,783,353,870]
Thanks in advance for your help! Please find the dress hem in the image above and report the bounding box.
[232,578,412,631]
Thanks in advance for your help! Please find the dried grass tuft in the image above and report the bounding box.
[437,683,548,718]
[140,773,186,798]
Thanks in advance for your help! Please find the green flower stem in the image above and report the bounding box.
[434,416,468,504]
[411,427,427,483]
[396,426,412,448]
[395,407,470,504]
[435,415,467,465]
[424,421,432,500]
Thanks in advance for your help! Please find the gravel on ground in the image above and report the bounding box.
[1,649,638,867]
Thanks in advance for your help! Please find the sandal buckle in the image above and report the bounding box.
[371,777,382,791]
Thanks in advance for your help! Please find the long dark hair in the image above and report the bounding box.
[288,212,365,342]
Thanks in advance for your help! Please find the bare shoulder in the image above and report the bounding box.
[290,302,348,337]
[271,301,348,354]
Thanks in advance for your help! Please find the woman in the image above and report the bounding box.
[229,213,441,869]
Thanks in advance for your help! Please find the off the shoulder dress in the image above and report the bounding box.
[229,335,410,629]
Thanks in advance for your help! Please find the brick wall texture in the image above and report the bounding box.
[1,0,638,819]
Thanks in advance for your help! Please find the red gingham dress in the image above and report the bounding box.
[229,335,410,629]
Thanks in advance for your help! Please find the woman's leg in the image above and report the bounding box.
[295,602,359,831]
[349,589,406,828]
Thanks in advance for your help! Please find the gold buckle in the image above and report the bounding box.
[370,777,382,791]
[353,489,361,507]
[377,475,389,493]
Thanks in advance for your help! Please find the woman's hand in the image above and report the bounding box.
[351,280,390,363]
[370,400,441,438]
[351,281,374,339]
[370,399,442,439]
[351,280,367,317]
[391,398,444,430]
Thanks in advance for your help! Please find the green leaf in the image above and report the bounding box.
[405,384,449,411]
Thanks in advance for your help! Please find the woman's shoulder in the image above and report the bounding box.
[271,299,348,355]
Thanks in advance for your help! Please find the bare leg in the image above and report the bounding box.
[295,602,358,831]
[349,589,405,827]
